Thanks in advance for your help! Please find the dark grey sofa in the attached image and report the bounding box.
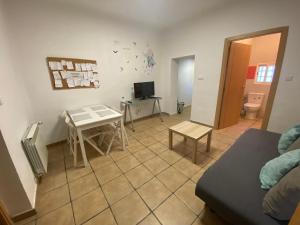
[195,128,289,225]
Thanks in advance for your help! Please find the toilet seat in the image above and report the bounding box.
[244,103,260,109]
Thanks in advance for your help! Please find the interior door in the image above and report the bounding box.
[0,201,13,225]
[219,42,251,129]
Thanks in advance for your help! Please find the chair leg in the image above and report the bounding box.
[73,137,78,167]
[98,134,105,146]
[106,132,116,155]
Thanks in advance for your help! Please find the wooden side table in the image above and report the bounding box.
[169,121,213,163]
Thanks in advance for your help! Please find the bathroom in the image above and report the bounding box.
[236,33,281,126]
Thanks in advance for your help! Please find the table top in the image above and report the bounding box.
[169,121,212,140]
[67,104,122,127]
[121,96,162,105]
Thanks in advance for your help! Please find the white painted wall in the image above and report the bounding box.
[176,57,195,106]
[161,0,300,132]
[4,0,162,144]
[0,0,36,214]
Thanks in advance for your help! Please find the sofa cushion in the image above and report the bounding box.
[195,128,288,225]
[278,124,300,154]
[259,149,300,189]
[263,166,300,221]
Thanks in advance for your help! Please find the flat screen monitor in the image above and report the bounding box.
[134,81,155,99]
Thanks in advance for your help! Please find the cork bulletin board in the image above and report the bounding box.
[46,57,100,90]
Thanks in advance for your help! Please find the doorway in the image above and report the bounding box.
[215,27,288,130]
[171,55,195,119]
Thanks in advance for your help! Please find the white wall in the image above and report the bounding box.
[176,56,195,106]
[161,0,300,132]
[4,0,162,144]
[0,0,36,214]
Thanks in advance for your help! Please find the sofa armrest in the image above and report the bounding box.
[289,203,300,225]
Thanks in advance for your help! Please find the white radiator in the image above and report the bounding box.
[22,122,48,178]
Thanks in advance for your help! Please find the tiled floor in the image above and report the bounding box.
[17,108,261,225]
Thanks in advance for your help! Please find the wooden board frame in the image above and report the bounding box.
[214,26,289,130]
[46,57,98,90]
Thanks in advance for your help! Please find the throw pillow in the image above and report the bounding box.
[259,149,300,189]
[278,124,300,154]
[263,166,300,220]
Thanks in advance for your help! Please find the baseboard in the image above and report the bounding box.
[12,209,36,222]
[46,139,67,148]
[190,120,214,128]
[124,112,169,125]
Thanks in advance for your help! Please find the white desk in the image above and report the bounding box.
[67,104,125,167]
[120,97,163,132]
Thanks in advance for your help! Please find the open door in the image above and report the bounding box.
[0,201,13,225]
[219,42,251,129]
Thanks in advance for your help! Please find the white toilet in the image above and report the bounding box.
[244,92,264,119]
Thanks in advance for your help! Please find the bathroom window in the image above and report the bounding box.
[255,64,275,84]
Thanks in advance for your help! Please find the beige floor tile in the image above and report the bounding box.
[110,149,130,161]
[66,165,92,182]
[116,155,140,172]
[157,167,188,192]
[69,173,99,200]
[111,192,150,225]
[143,156,169,175]
[137,177,171,210]
[186,152,212,168]
[154,195,197,225]
[173,158,201,178]
[36,185,70,216]
[89,155,113,171]
[152,132,168,141]
[138,137,157,146]
[15,216,37,225]
[159,150,182,165]
[127,143,146,153]
[138,214,161,225]
[153,124,167,132]
[36,204,74,225]
[102,175,134,205]
[72,188,108,225]
[37,163,67,194]
[148,143,168,154]
[193,207,229,225]
[191,168,206,183]
[132,131,149,139]
[175,180,205,215]
[125,164,154,188]
[47,146,65,163]
[133,149,156,163]
[83,208,117,225]
[94,163,122,185]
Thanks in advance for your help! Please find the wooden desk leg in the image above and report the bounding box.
[157,99,163,122]
[77,129,89,167]
[206,131,212,152]
[193,140,198,163]
[128,104,135,132]
[120,118,126,151]
[73,134,77,167]
[169,130,173,150]
[184,137,187,143]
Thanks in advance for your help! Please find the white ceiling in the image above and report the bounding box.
[51,0,239,29]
